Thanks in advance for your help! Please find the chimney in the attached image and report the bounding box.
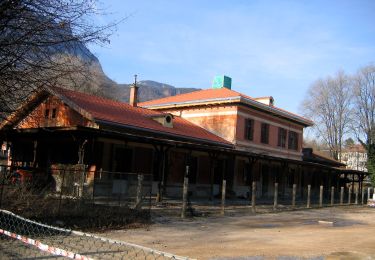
[256,96,275,106]
[212,75,232,89]
[129,74,139,107]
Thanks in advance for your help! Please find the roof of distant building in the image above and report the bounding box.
[342,144,367,153]
[302,148,346,167]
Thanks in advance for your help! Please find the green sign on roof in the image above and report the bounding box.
[212,75,232,89]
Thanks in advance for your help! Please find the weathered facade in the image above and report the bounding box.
[139,78,319,198]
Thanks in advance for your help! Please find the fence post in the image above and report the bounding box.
[251,181,256,213]
[181,177,189,219]
[273,183,278,210]
[319,185,323,207]
[355,187,358,205]
[307,184,311,208]
[221,180,226,215]
[292,184,296,208]
[348,187,352,204]
[135,174,144,209]
[340,187,344,205]
[331,186,335,206]
[362,187,365,205]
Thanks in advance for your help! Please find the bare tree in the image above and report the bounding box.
[352,65,375,182]
[301,71,352,160]
[0,0,119,121]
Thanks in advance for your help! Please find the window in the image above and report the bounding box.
[288,131,299,150]
[260,123,269,144]
[278,128,287,148]
[244,119,254,141]
[44,109,50,119]
[51,108,57,118]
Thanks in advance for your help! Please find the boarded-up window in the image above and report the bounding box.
[288,131,298,150]
[261,123,269,144]
[51,108,57,118]
[245,119,254,141]
[44,109,50,119]
[278,128,287,148]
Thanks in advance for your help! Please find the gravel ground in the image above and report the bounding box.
[102,206,375,260]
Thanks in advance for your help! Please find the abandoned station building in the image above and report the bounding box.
[0,76,367,202]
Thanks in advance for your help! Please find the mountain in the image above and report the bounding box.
[62,43,200,103]
[40,21,201,102]
[116,80,200,103]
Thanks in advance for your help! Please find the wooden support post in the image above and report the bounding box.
[362,187,365,205]
[135,174,144,209]
[221,180,226,215]
[181,177,189,219]
[251,181,256,213]
[340,187,344,205]
[355,187,358,205]
[319,185,323,207]
[307,184,311,208]
[292,184,296,208]
[331,186,335,206]
[348,187,352,204]
[273,183,278,210]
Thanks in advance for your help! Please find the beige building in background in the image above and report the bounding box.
[340,144,368,172]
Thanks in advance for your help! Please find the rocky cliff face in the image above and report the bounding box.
[66,45,200,103]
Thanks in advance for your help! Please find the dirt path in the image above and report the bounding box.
[102,206,375,259]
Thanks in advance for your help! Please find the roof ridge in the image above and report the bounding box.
[139,87,239,106]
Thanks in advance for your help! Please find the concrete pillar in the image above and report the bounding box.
[181,177,189,218]
[307,184,311,208]
[331,186,335,206]
[292,184,296,208]
[221,180,226,215]
[348,187,352,204]
[273,183,278,210]
[340,187,344,205]
[362,187,365,205]
[368,187,371,201]
[319,185,323,207]
[135,174,144,208]
[251,181,256,213]
[355,187,358,205]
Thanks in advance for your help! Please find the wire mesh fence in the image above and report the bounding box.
[0,209,191,259]
[0,164,153,215]
[0,164,155,234]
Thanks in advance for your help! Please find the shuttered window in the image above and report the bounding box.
[245,119,254,141]
[261,123,269,144]
[288,131,299,150]
[278,128,287,148]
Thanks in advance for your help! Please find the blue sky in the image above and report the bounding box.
[90,0,375,114]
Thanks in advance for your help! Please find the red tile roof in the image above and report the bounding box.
[140,88,239,106]
[52,88,231,146]
[139,88,313,126]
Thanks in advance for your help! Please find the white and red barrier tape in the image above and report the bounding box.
[0,228,94,260]
[0,209,192,260]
